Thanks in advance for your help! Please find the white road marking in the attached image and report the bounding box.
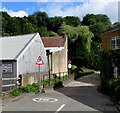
[33,97,58,103]
[55,104,65,113]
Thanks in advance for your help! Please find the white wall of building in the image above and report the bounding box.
[17,33,48,78]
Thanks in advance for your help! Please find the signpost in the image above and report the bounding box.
[36,56,45,93]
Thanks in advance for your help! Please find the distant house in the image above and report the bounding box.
[0,33,48,91]
[101,27,120,51]
[41,36,68,75]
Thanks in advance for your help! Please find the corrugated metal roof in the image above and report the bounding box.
[0,33,37,60]
[41,36,66,47]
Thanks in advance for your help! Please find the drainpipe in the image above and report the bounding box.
[46,50,51,85]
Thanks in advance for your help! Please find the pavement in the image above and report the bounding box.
[1,73,119,112]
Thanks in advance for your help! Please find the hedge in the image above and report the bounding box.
[99,49,120,104]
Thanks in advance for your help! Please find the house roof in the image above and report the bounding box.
[0,33,38,60]
[41,36,66,47]
[101,26,120,36]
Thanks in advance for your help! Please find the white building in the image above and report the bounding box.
[0,33,48,91]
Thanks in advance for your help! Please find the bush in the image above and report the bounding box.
[72,65,77,70]
[10,73,74,97]
[114,84,120,102]
[10,88,21,96]
[99,49,120,104]
[98,78,120,104]
[100,49,120,81]
[10,82,39,97]
[18,86,27,93]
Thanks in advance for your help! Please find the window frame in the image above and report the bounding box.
[110,36,120,49]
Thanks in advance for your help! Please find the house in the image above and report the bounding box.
[101,26,120,51]
[41,36,68,76]
[0,33,48,91]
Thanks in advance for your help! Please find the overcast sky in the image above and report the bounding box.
[1,0,120,23]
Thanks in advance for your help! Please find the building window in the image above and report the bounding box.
[111,36,120,49]
[2,64,13,73]
[117,36,120,48]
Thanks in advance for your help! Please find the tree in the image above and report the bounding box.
[2,12,12,36]
[29,11,49,28]
[90,22,106,42]
[113,22,120,27]
[48,16,64,33]
[49,31,59,36]
[82,14,112,42]
[21,18,37,34]
[59,24,94,67]
[38,26,49,37]
[64,16,81,27]
[90,41,100,70]
[82,14,112,27]
[27,15,37,26]
[82,14,96,26]
[8,17,21,35]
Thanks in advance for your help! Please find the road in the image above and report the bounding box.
[2,73,119,112]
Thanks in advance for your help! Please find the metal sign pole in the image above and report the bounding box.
[40,66,45,93]
[39,65,40,93]
[36,56,45,93]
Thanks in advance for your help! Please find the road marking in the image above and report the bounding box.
[55,104,65,113]
[33,97,58,103]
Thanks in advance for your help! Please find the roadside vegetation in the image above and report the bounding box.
[98,49,120,105]
[9,74,73,97]
[3,66,95,97]
[72,65,97,79]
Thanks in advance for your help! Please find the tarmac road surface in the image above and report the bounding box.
[1,73,119,112]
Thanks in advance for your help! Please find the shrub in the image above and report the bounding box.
[10,88,21,96]
[114,84,120,102]
[98,78,120,104]
[72,65,77,70]
[17,86,27,93]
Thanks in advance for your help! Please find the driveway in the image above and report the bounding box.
[2,73,119,112]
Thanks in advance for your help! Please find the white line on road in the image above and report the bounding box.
[55,104,65,113]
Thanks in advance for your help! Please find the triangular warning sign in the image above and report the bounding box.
[36,56,44,65]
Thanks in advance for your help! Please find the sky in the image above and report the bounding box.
[1,0,120,23]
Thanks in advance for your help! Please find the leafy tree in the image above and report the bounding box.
[59,24,94,67]
[82,14,112,27]
[64,16,81,27]
[49,31,59,36]
[48,16,64,33]
[2,12,11,36]
[90,22,106,42]
[29,11,49,28]
[113,22,120,27]
[38,27,49,37]
[82,14,112,42]
[90,41,100,70]
[82,14,96,26]
[27,15,37,26]
[59,23,76,42]
[21,18,37,34]
[9,17,21,35]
